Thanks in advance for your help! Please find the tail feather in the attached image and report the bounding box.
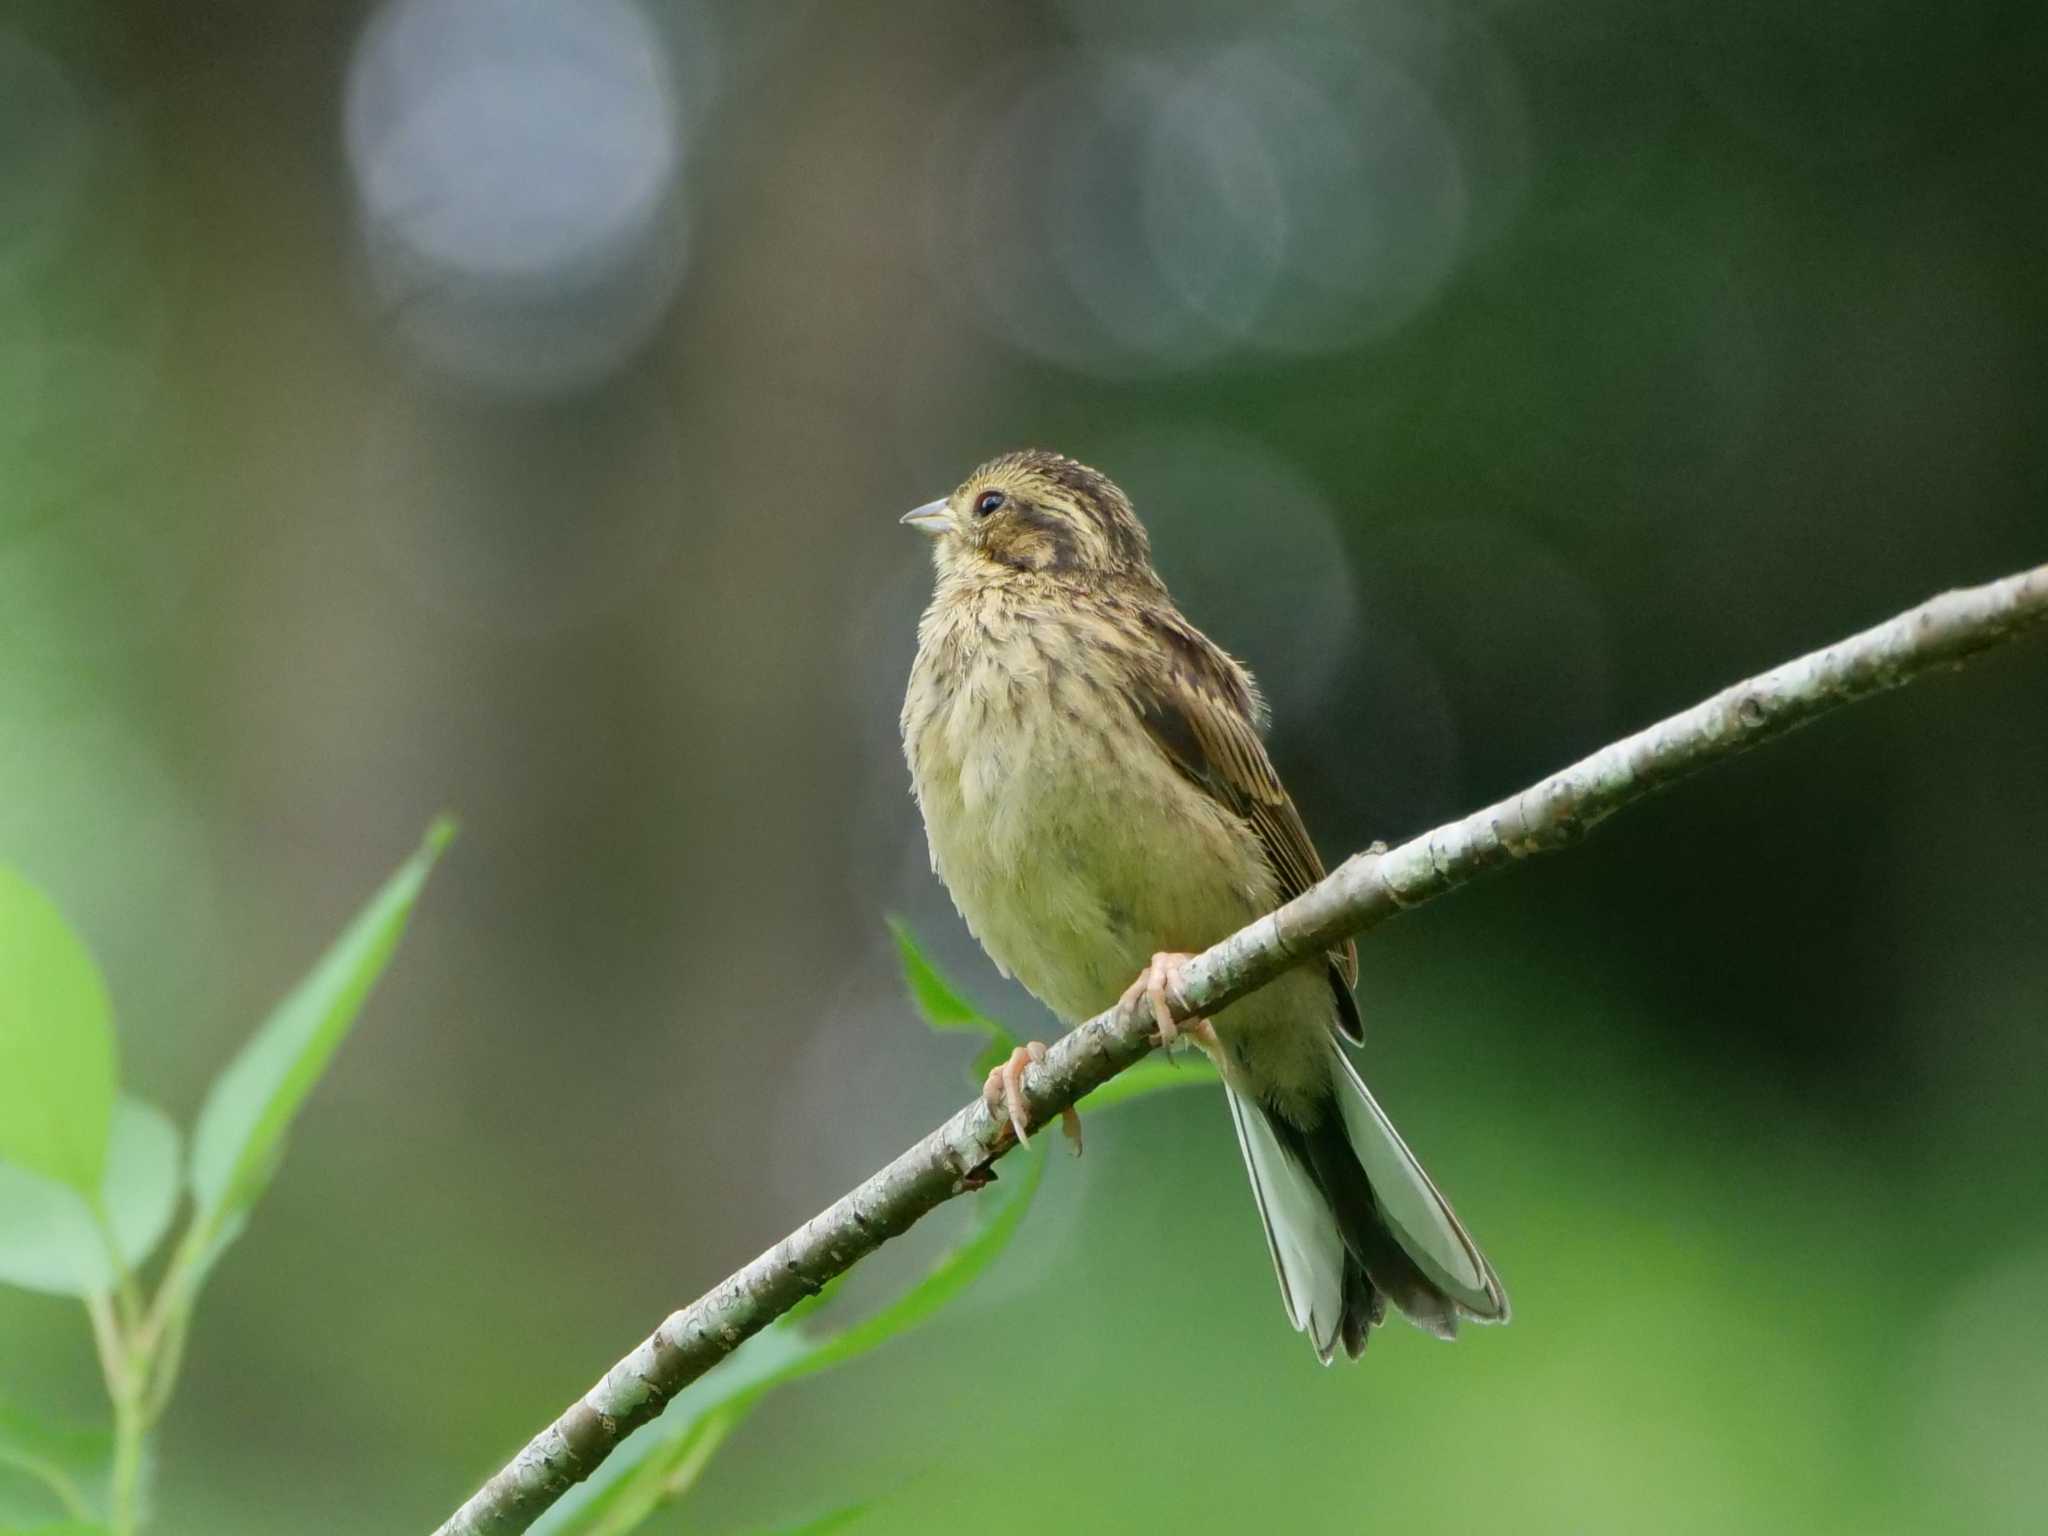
[1328,1046,1508,1323]
[1226,1043,1507,1362]
[1223,1085,1350,1360]
[1336,1253,1384,1360]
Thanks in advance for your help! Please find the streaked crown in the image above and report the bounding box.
[938,449,1155,579]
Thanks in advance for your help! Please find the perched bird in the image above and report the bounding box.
[899,448,1507,1361]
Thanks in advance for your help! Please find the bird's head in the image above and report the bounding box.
[901,449,1155,584]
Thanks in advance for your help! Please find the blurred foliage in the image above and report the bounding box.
[0,826,450,1531]
[0,870,117,1196]
[2,0,2046,1533]
[540,925,1214,1534]
[541,926,1069,1536]
[0,876,1208,1535]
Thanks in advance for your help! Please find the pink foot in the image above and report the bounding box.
[1118,952,1217,1053]
[982,1042,1084,1154]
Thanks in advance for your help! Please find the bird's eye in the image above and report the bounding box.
[975,490,1007,518]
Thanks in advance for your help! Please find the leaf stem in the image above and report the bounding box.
[109,1376,146,1536]
[84,1287,150,1535]
[140,1300,191,1429]
[90,1197,147,1338]
[83,1290,128,1398]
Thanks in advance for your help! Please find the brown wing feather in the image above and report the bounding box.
[1128,611,1362,1031]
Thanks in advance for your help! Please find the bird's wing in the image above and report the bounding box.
[1129,610,1361,1030]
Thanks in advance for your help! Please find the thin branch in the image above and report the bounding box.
[433,561,2048,1536]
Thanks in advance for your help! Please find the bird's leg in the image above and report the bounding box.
[982,1041,1085,1154]
[1120,952,1217,1054]
[982,1042,1042,1145]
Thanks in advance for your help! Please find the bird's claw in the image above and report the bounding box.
[982,1042,1084,1155]
[1120,952,1216,1053]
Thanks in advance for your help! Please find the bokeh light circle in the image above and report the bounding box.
[344,0,693,393]
[930,51,1226,378]
[927,29,1488,376]
[1150,39,1471,353]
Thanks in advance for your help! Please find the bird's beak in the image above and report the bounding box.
[899,499,951,537]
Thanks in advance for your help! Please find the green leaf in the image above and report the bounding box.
[0,1525,113,1534]
[887,919,1018,1090]
[1076,1053,1220,1112]
[0,1097,182,1296]
[885,918,988,1033]
[0,869,117,1195]
[541,1144,1049,1536]
[788,1143,1045,1365]
[0,1173,97,1301]
[543,1410,732,1536]
[98,1099,179,1277]
[887,920,1217,1106]
[188,819,454,1241]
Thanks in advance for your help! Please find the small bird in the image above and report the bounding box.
[899,448,1508,1361]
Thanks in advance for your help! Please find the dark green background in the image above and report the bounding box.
[3,1,2044,1531]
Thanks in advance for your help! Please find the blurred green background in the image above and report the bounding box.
[4,0,2046,1531]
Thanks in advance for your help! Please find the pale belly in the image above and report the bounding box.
[906,652,1336,1108]
[922,710,1258,1021]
